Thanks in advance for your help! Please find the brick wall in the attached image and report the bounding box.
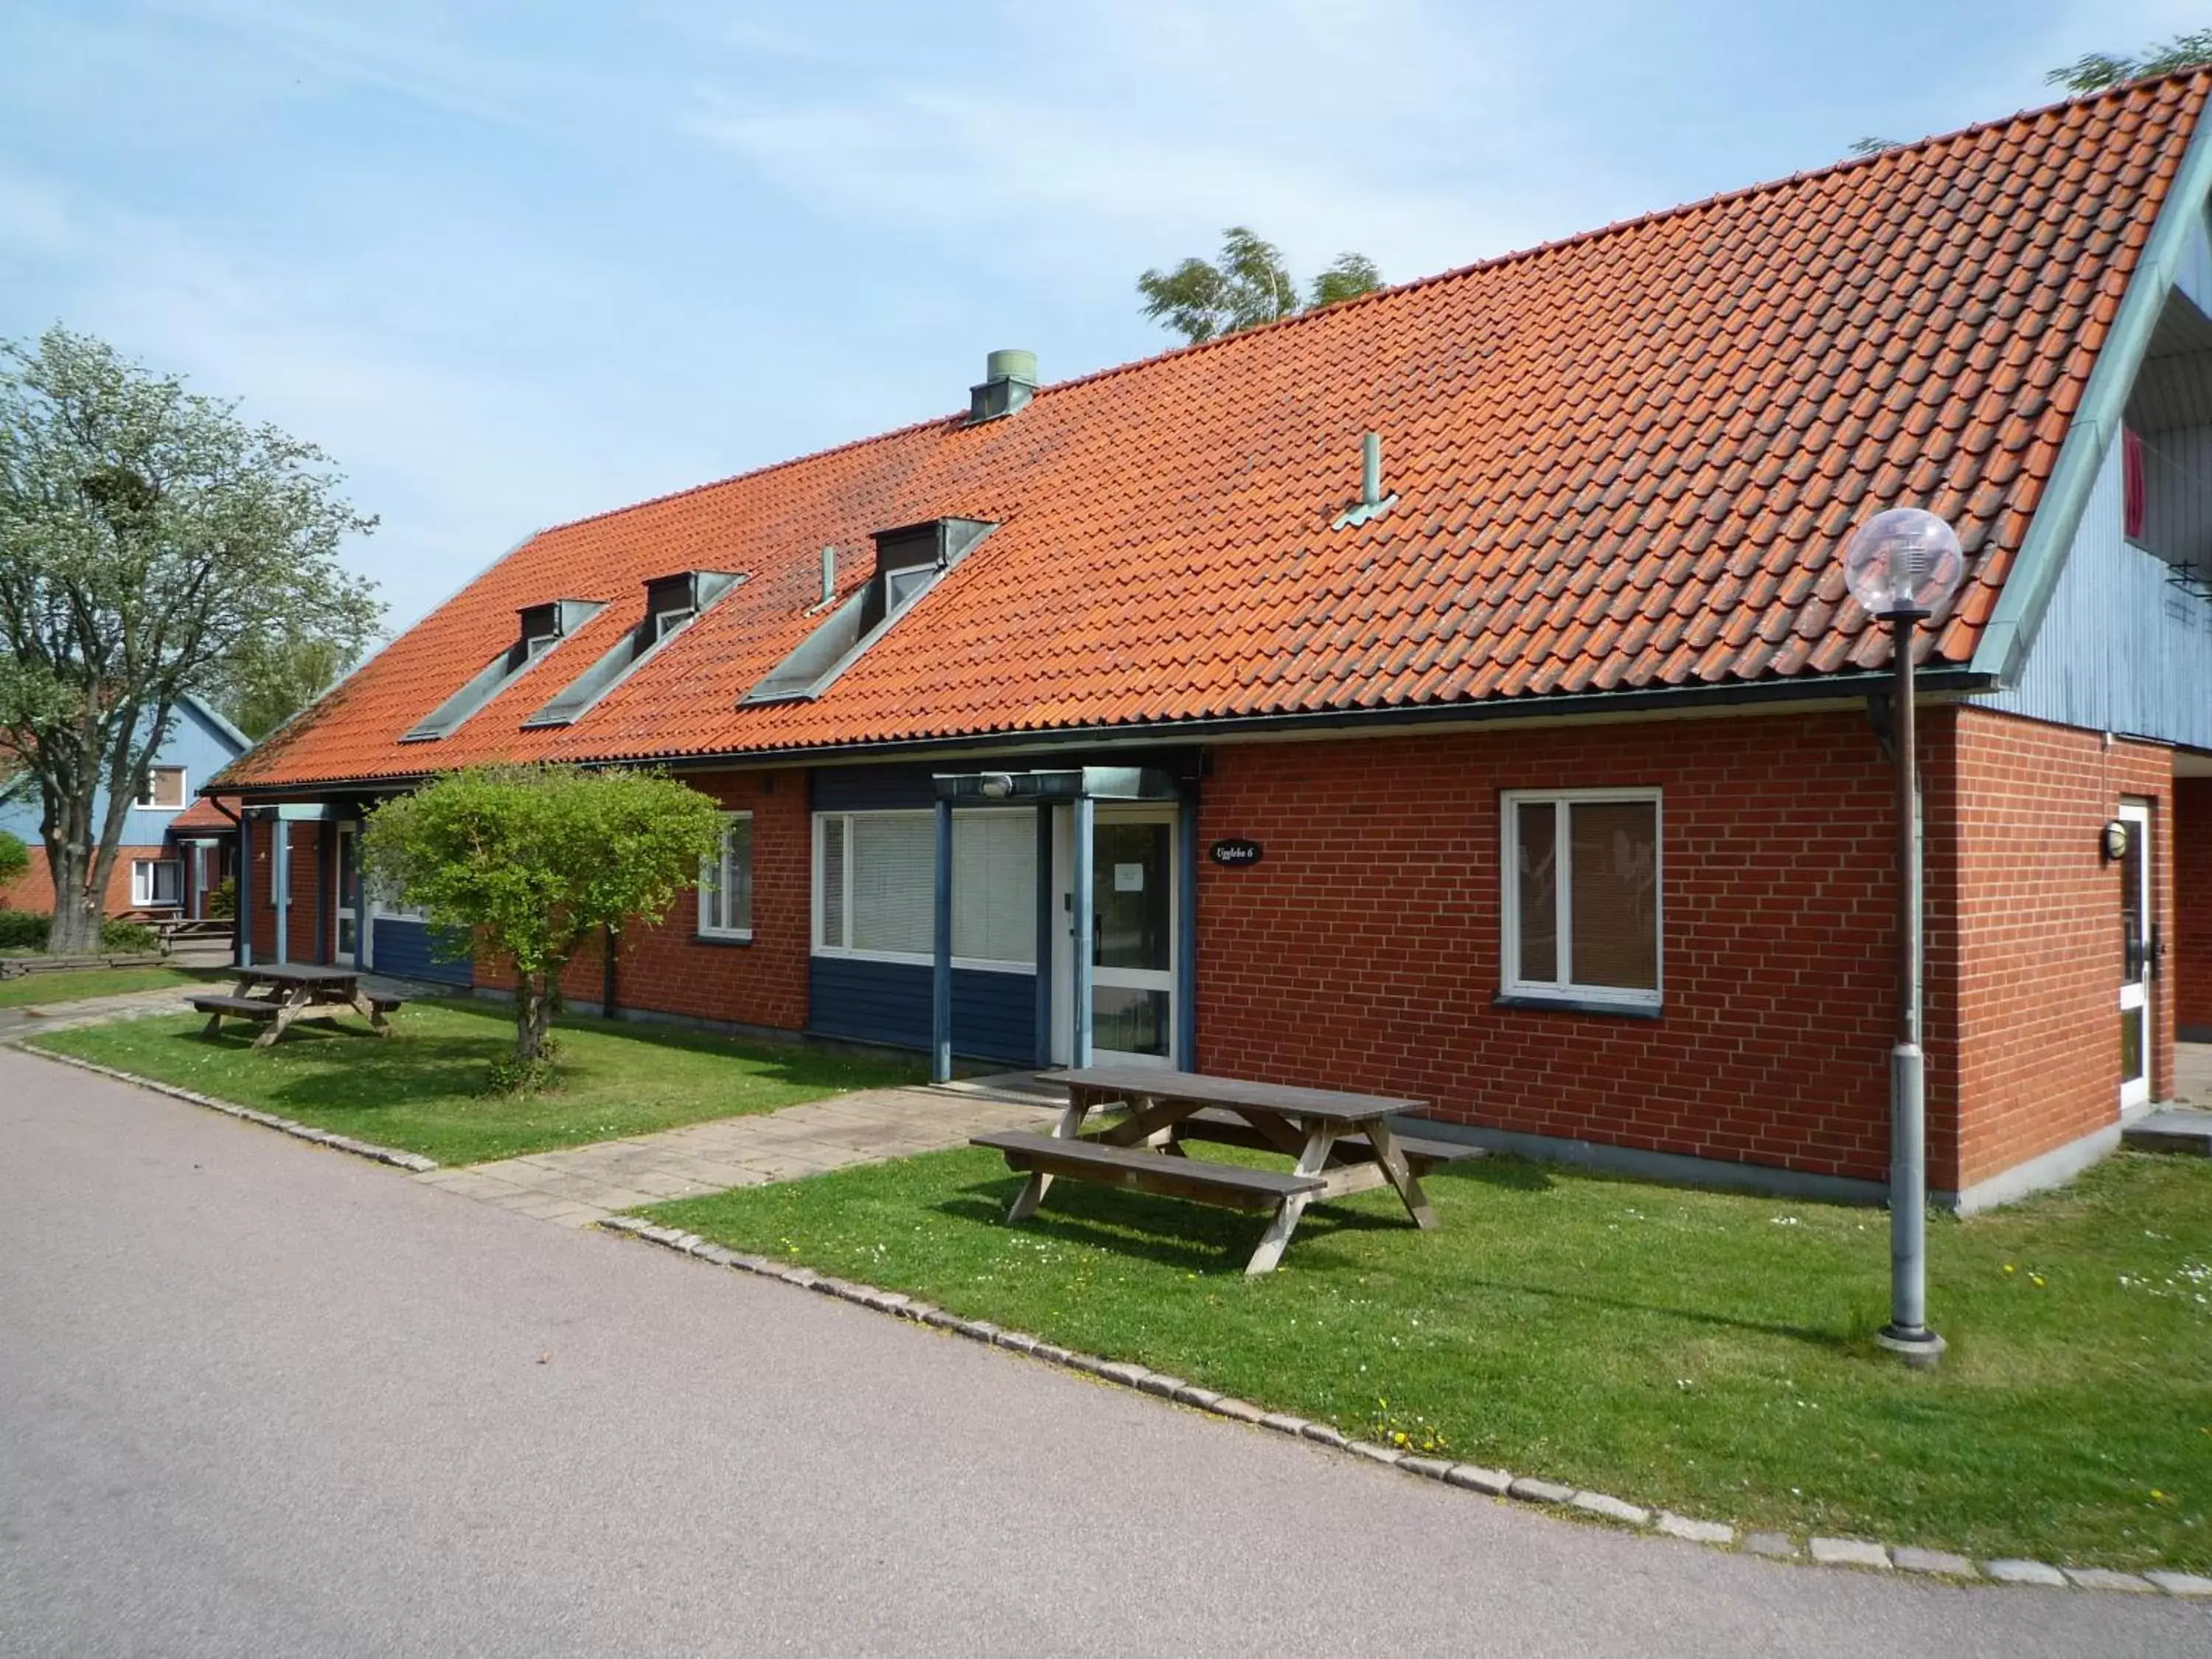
[1194,711,1921,1186]
[246,821,328,961]
[1946,709,2172,1186]
[2177,777,2212,1038]
[0,844,170,917]
[473,769,810,1034]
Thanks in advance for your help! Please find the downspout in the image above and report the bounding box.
[274,818,289,964]
[931,799,953,1084]
[1175,788,1199,1070]
[602,924,619,1020]
[1972,99,2212,684]
[236,810,253,968]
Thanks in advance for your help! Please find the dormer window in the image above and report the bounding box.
[744,518,995,705]
[403,599,603,742]
[525,569,744,728]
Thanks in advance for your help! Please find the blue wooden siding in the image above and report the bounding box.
[371,917,473,986]
[0,696,247,850]
[1980,437,2212,749]
[810,765,939,813]
[809,955,1034,1062]
[2175,218,2212,316]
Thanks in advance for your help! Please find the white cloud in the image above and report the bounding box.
[683,0,1610,291]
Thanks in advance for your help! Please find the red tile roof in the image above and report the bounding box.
[170,796,238,832]
[222,73,2211,791]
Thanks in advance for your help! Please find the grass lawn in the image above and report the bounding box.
[31,998,924,1166]
[0,965,218,1009]
[647,1144,2212,1571]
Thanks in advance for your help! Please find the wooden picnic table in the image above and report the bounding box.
[972,1065,1480,1275]
[193,962,400,1049]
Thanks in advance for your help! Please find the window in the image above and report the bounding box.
[1500,789,1660,1009]
[653,606,696,642]
[698,813,754,939]
[813,809,1035,969]
[131,858,181,907]
[136,766,187,810]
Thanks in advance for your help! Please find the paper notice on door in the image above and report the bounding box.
[1113,863,1144,892]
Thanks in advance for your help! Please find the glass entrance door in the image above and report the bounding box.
[335,825,361,965]
[2120,800,2152,1111]
[1053,806,1180,1068]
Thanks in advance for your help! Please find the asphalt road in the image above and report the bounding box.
[2,1048,2205,1658]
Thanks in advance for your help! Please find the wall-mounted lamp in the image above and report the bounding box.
[978,773,1015,799]
[2101,818,2132,862]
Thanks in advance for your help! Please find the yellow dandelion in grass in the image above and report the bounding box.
[2003,1263,2016,1275]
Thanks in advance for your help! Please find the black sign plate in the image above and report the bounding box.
[1209,838,1264,867]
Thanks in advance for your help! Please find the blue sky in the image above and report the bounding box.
[0,0,2199,633]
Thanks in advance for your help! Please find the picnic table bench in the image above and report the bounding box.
[973,1065,1483,1274]
[192,962,401,1049]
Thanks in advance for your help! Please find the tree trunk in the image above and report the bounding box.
[514,975,554,1065]
[44,835,103,955]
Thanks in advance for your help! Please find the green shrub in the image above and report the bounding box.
[209,877,236,919]
[99,919,160,952]
[0,830,27,887]
[0,914,161,953]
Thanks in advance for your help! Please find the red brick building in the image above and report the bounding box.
[214,75,2212,1211]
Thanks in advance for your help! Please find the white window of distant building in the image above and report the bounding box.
[1500,789,1662,1009]
[812,810,1035,970]
[131,858,182,907]
[698,813,754,939]
[136,766,187,810]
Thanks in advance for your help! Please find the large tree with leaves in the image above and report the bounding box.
[2048,31,2212,93]
[1138,227,1384,344]
[361,765,726,1083]
[0,325,380,952]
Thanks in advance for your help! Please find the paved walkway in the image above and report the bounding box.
[416,1086,1051,1225]
[0,972,437,1045]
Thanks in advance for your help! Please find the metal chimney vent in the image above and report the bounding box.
[967,348,1037,423]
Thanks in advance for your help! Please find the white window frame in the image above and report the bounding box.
[131,858,182,907]
[136,765,187,810]
[697,811,755,941]
[811,808,1035,973]
[1499,787,1663,1010]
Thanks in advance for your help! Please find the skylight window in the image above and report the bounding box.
[403,599,604,742]
[524,569,743,728]
[743,518,995,705]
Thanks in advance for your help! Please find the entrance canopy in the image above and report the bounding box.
[924,765,1192,1083]
[931,765,1181,805]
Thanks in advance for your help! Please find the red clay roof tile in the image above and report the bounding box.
[220,72,2210,791]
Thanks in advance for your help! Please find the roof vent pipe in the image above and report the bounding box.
[1332,429,1399,529]
[967,349,1038,423]
[820,546,837,607]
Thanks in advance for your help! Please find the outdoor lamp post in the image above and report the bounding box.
[1843,507,1964,1371]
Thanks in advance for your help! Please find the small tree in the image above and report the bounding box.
[2048,31,2212,93]
[1138,228,1385,344]
[0,828,27,890]
[0,325,381,953]
[361,765,724,1084]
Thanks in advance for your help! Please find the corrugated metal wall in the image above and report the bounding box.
[1980,436,2212,749]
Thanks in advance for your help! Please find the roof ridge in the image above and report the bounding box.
[529,62,2212,549]
[1026,66,2212,396]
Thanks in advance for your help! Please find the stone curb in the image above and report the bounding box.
[596,1217,2209,1598]
[21,1046,439,1172]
